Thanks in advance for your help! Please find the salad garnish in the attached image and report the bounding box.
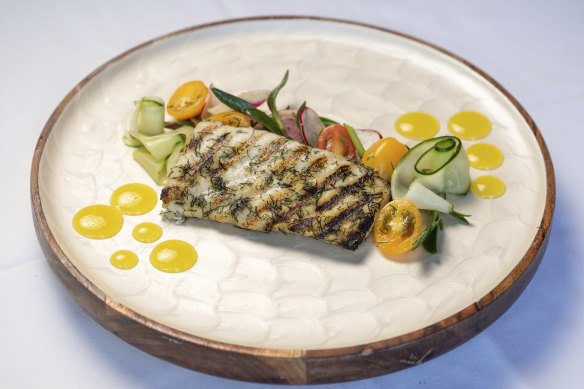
[123,70,473,255]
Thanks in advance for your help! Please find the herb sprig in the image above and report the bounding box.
[414,206,470,253]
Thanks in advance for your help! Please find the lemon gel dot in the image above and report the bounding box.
[448,111,492,140]
[150,240,197,273]
[395,112,440,140]
[471,175,506,199]
[110,250,139,270]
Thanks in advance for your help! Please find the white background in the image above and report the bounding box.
[2,1,583,388]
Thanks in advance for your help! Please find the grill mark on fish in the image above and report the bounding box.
[306,156,327,176]
[316,197,369,239]
[263,165,368,232]
[185,133,205,154]
[250,137,288,166]
[319,164,355,190]
[339,213,376,250]
[271,144,311,173]
[179,131,233,182]
[232,159,371,234]
[217,129,263,170]
[316,174,370,212]
[288,216,317,233]
[229,196,252,222]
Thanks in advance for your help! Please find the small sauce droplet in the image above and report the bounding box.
[150,240,197,273]
[467,143,504,170]
[133,222,163,243]
[471,175,506,199]
[72,204,123,239]
[448,111,492,140]
[395,112,440,140]
[110,250,139,270]
[110,183,158,216]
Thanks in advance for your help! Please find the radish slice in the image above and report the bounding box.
[357,129,383,150]
[299,106,325,146]
[239,89,270,107]
[278,109,303,142]
[201,83,219,119]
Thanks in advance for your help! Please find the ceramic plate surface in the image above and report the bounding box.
[36,17,549,352]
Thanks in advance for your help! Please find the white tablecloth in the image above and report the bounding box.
[2,1,583,388]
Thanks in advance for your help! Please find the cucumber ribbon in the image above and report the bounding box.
[391,136,470,212]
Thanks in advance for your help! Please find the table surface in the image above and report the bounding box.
[3,1,583,388]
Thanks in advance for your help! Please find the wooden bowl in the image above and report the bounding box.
[31,16,555,384]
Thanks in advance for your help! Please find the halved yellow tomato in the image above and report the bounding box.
[207,111,251,127]
[362,137,408,182]
[166,81,208,120]
[374,199,423,255]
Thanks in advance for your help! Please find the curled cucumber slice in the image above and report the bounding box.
[132,96,165,136]
[391,136,470,212]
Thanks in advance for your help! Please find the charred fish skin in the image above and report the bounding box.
[161,122,390,250]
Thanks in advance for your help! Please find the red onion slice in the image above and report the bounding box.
[356,129,383,150]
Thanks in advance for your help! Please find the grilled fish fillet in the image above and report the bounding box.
[161,121,390,250]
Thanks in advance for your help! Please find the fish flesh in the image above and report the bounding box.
[161,121,390,250]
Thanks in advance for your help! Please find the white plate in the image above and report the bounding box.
[36,17,550,353]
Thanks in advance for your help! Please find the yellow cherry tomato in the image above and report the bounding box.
[207,111,251,127]
[374,199,423,255]
[362,137,408,181]
[166,81,208,120]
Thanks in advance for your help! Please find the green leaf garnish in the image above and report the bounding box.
[211,87,284,136]
[449,209,471,224]
[413,210,443,253]
[343,123,366,158]
[267,70,289,133]
[319,116,339,126]
[413,206,470,253]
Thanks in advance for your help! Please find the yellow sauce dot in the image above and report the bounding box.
[110,183,158,216]
[467,143,505,170]
[150,240,197,273]
[395,112,440,140]
[448,111,492,140]
[72,204,123,239]
[133,222,163,243]
[110,250,139,270]
[471,175,506,199]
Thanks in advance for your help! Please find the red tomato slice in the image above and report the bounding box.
[317,124,357,160]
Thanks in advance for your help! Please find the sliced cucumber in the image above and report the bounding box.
[391,136,470,212]
[414,137,470,195]
[132,96,165,136]
[122,131,142,147]
[125,130,183,161]
[403,181,453,213]
[132,147,167,185]
[124,125,192,185]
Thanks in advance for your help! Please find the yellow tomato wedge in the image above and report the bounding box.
[207,111,251,127]
[362,137,408,182]
[166,81,208,120]
[374,199,423,255]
